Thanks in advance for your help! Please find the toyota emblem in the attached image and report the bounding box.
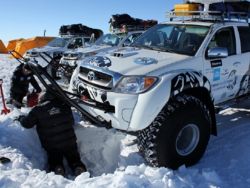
[87,71,96,81]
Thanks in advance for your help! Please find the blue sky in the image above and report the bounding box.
[0,0,181,43]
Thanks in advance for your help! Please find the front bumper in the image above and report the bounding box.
[71,78,138,131]
[70,70,174,132]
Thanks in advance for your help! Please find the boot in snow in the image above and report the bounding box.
[74,166,86,176]
[54,165,65,176]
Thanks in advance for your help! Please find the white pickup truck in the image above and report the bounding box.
[24,36,92,78]
[68,9,250,169]
[58,31,143,82]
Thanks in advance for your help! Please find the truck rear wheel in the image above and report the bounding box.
[137,94,211,169]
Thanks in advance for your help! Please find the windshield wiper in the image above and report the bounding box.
[143,45,176,53]
[132,44,156,50]
[157,47,175,53]
[131,44,175,53]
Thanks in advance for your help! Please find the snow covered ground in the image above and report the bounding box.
[0,54,250,188]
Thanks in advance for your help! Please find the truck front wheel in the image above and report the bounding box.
[137,95,211,169]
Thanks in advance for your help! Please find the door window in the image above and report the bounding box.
[206,27,236,58]
[238,26,250,53]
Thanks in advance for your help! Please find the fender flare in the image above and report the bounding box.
[129,70,216,135]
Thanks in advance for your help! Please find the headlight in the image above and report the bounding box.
[63,53,81,60]
[113,76,158,94]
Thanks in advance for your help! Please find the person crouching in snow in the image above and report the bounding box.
[17,89,86,176]
[9,63,42,108]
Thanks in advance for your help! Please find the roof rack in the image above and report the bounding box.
[110,24,155,34]
[59,34,91,38]
[167,10,249,23]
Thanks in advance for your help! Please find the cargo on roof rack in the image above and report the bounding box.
[109,14,158,33]
[168,1,250,23]
[59,24,103,39]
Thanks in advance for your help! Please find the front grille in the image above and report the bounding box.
[79,67,113,89]
[63,53,78,60]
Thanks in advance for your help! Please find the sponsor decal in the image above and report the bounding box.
[134,57,157,65]
[233,61,241,67]
[221,68,229,76]
[226,70,237,90]
[213,68,221,81]
[171,71,210,97]
[88,56,112,68]
[236,63,250,96]
[210,60,222,67]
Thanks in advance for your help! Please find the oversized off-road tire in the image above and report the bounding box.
[137,94,211,169]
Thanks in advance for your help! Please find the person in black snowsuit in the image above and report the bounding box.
[17,90,86,176]
[10,63,42,108]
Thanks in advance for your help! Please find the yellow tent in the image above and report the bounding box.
[13,36,54,58]
[0,40,8,54]
[6,38,24,51]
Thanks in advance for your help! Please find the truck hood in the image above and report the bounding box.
[68,45,115,55]
[28,46,64,53]
[82,47,191,76]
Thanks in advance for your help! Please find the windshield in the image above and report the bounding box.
[132,24,209,56]
[47,37,70,47]
[95,33,122,46]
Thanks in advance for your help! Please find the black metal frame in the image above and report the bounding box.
[39,52,79,81]
[9,51,112,129]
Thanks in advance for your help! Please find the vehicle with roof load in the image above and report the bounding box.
[66,1,250,169]
[24,24,103,78]
[58,31,144,83]
[24,36,93,67]
[56,14,157,83]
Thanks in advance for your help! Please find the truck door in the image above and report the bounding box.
[203,26,244,104]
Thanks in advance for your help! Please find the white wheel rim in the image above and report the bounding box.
[176,124,200,156]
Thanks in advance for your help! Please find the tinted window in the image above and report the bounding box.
[238,26,250,53]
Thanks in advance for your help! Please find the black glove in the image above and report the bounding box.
[14,115,25,122]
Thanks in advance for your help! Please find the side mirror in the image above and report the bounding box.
[207,47,228,59]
